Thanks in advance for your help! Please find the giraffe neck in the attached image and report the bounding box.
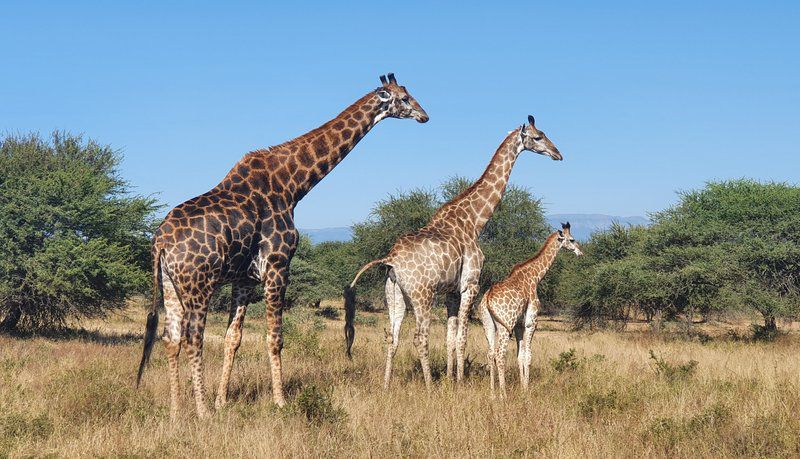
[436,129,522,234]
[230,92,384,205]
[518,232,561,283]
[288,93,384,201]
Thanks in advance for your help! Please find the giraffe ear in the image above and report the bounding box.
[558,230,564,238]
[376,88,391,101]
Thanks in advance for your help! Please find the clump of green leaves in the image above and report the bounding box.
[646,403,731,451]
[550,348,605,372]
[579,389,629,419]
[282,307,326,358]
[551,348,581,372]
[649,350,698,382]
[293,385,347,425]
[0,412,53,451]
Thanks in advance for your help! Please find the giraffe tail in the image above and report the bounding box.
[344,257,388,358]
[137,245,163,387]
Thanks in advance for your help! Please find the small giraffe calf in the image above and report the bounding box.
[479,222,582,396]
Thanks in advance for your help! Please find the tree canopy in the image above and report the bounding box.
[0,132,159,331]
[557,179,800,333]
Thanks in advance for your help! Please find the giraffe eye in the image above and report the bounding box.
[401,96,410,103]
[534,135,543,141]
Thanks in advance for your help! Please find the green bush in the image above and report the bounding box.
[282,307,326,358]
[0,132,158,331]
[293,385,347,425]
[551,348,581,372]
[0,412,53,450]
[579,390,628,419]
[648,350,698,382]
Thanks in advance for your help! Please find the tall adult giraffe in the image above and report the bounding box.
[345,115,562,388]
[137,74,429,419]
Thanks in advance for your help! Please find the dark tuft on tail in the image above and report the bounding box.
[136,310,159,387]
[344,286,356,358]
[137,246,163,387]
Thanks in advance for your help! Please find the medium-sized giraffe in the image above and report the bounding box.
[345,115,563,389]
[479,222,582,396]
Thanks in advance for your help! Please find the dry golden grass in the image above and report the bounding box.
[1,301,799,458]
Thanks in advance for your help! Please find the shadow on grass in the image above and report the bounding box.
[1,327,141,346]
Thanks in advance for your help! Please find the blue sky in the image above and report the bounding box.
[2,1,798,228]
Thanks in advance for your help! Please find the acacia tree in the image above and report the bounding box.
[0,132,158,331]
[648,179,800,332]
[559,180,800,333]
[285,234,341,308]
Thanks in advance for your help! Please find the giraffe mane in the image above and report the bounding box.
[438,128,520,208]
[243,92,377,160]
[510,231,560,273]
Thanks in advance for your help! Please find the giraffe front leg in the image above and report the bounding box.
[445,293,460,381]
[258,225,297,408]
[455,284,479,383]
[263,265,290,407]
[184,302,211,419]
[216,282,257,409]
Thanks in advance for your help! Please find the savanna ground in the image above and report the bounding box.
[1,299,799,458]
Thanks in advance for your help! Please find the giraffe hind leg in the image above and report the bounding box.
[455,284,479,383]
[445,292,459,381]
[160,270,184,422]
[383,275,407,389]
[514,321,525,386]
[179,284,214,419]
[411,290,434,389]
[494,327,511,398]
[479,300,497,395]
[216,282,257,409]
[520,302,539,390]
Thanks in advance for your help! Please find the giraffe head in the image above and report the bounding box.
[375,73,429,123]
[519,115,562,160]
[557,222,583,256]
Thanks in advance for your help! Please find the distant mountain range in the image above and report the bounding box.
[300,214,650,244]
[300,227,354,244]
[545,214,651,241]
